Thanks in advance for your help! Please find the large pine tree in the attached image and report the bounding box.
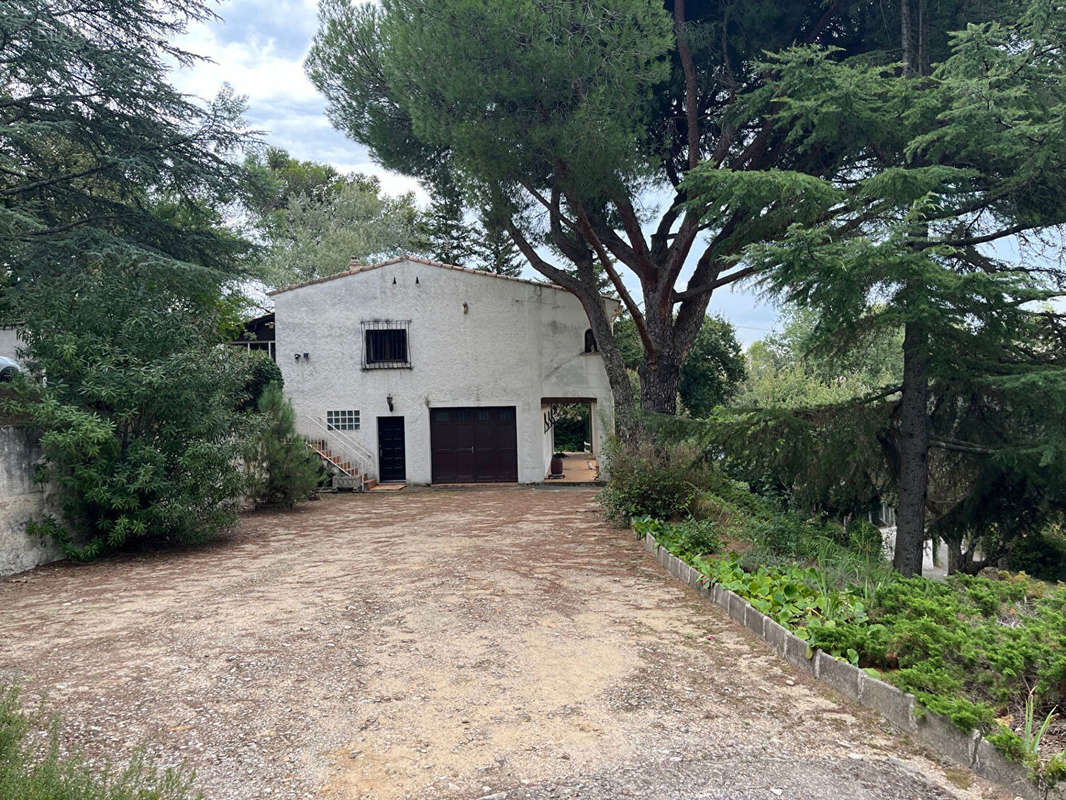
[306,0,1014,436]
[684,0,1066,574]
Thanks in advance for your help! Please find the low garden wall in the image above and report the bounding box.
[640,530,1061,800]
[0,426,62,576]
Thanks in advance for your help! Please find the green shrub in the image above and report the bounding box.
[599,438,709,522]
[248,383,322,509]
[642,495,1066,783]
[1009,528,1066,582]
[0,685,201,799]
[16,265,253,560]
[808,574,1066,741]
[633,517,722,557]
[242,354,284,411]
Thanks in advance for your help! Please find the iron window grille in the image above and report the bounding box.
[327,409,360,431]
[362,320,411,369]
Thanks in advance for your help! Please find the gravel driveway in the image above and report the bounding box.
[0,487,1010,800]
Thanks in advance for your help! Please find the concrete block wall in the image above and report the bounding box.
[639,531,1059,800]
[0,426,62,576]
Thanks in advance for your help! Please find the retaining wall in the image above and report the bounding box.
[641,531,1060,800]
[0,426,62,576]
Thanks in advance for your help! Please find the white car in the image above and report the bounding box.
[0,356,24,381]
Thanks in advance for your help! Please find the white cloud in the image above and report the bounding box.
[168,0,426,200]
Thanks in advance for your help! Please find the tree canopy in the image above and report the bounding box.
[305,0,1010,435]
[683,0,1066,574]
[0,0,253,299]
[256,173,422,288]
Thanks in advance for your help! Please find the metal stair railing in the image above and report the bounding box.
[297,415,375,490]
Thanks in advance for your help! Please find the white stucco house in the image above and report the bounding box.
[268,256,618,487]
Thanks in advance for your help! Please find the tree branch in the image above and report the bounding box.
[674,0,700,171]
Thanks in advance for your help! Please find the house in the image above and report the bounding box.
[268,256,618,487]
[235,312,276,361]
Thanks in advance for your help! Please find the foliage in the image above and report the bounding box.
[645,492,1066,781]
[243,356,284,412]
[247,384,322,509]
[0,684,202,799]
[305,0,1013,426]
[613,314,747,416]
[682,2,1066,575]
[735,308,902,409]
[678,317,748,417]
[1020,690,1057,765]
[633,516,722,559]
[256,171,421,288]
[243,146,345,226]
[551,406,589,453]
[1008,529,1066,582]
[0,0,253,296]
[807,572,1066,773]
[10,264,252,560]
[706,555,870,633]
[470,207,522,277]
[417,176,477,268]
[598,438,709,523]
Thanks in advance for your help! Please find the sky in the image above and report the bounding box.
[171,0,782,346]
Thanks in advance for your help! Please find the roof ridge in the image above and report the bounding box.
[267,254,565,296]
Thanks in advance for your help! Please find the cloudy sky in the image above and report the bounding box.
[172,0,781,344]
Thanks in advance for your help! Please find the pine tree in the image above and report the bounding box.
[471,211,521,276]
[251,383,322,510]
[683,1,1066,574]
[418,180,477,266]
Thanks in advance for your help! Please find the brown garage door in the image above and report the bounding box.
[430,406,518,483]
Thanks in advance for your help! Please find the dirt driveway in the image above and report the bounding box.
[0,488,1010,800]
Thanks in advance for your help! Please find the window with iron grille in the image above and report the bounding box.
[362,320,411,368]
[327,409,360,431]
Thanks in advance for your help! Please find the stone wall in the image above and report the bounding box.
[0,426,62,576]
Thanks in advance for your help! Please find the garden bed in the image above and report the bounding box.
[634,515,1066,792]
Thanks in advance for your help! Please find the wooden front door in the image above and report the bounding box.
[377,417,406,482]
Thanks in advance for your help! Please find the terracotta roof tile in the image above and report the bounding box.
[267,255,572,297]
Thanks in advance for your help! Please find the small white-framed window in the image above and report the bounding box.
[326,409,360,431]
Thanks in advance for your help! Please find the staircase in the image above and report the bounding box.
[296,415,377,492]
[306,439,376,490]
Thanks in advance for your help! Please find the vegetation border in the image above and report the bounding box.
[639,530,1061,800]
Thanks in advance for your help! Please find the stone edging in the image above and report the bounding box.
[640,531,1056,800]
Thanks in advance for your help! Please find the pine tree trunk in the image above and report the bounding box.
[893,318,929,577]
[901,0,916,75]
[576,292,640,441]
[638,358,681,414]
[946,538,964,574]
